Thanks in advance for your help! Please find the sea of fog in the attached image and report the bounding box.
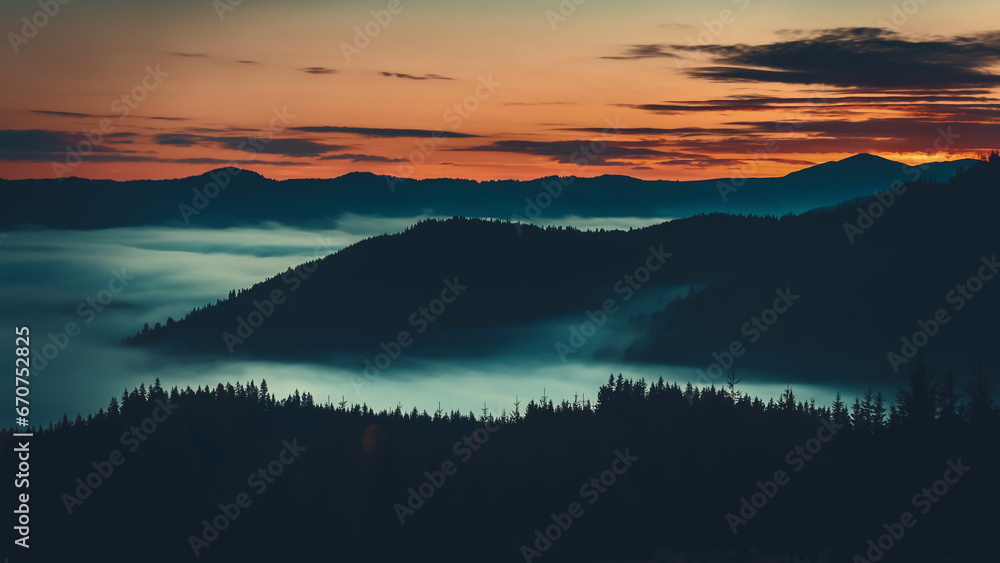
[2,215,862,426]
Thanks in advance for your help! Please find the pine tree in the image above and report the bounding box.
[966,360,995,428]
[831,393,850,427]
[780,386,796,411]
[851,397,866,431]
[724,368,742,403]
[260,379,271,410]
[938,372,960,426]
[898,358,936,426]
[871,391,886,431]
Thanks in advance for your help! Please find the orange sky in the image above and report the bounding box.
[1,0,998,181]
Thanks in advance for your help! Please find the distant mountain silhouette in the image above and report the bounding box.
[127,158,1000,384]
[785,153,914,181]
[0,155,981,229]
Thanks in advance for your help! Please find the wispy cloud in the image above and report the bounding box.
[290,126,480,138]
[151,132,347,157]
[301,66,338,75]
[319,153,406,162]
[380,72,453,81]
[453,140,692,166]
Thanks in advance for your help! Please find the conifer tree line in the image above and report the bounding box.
[10,361,997,563]
[24,358,997,434]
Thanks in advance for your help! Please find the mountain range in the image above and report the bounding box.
[0,154,980,229]
[126,157,1000,386]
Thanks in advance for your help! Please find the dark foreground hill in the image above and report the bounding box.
[5,373,997,562]
[128,158,1000,385]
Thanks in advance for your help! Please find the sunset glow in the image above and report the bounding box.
[2,0,999,181]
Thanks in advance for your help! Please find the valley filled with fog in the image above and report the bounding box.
[4,217,844,426]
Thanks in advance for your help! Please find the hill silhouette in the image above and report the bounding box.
[6,370,996,562]
[0,155,980,230]
[126,157,1000,385]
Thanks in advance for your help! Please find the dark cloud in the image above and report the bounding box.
[609,28,1000,90]
[657,157,816,169]
[238,60,259,64]
[0,130,117,161]
[30,109,187,121]
[151,133,346,157]
[453,140,694,165]
[172,52,207,58]
[380,72,453,81]
[560,126,748,137]
[0,129,76,156]
[319,153,406,162]
[619,93,1000,128]
[503,102,577,107]
[31,110,96,118]
[603,44,680,60]
[168,158,304,166]
[105,132,139,144]
[290,126,480,138]
[622,93,999,114]
[153,133,203,147]
[301,67,337,75]
[666,118,1000,154]
[19,153,306,166]
[231,138,348,157]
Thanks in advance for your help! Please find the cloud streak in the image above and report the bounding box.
[290,126,480,138]
[380,72,453,81]
[610,28,1000,90]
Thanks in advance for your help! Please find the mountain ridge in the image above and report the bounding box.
[125,159,1000,384]
[0,155,984,230]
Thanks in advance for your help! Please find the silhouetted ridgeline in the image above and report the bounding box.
[0,154,980,230]
[5,369,997,562]
[126,157,1000,382]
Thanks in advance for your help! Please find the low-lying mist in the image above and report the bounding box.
[4,217,865,426]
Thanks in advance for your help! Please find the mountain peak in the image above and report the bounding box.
[839,153,895,164]
[197,167,269,181]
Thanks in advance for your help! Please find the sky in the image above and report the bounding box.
[2,0,1000,181]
